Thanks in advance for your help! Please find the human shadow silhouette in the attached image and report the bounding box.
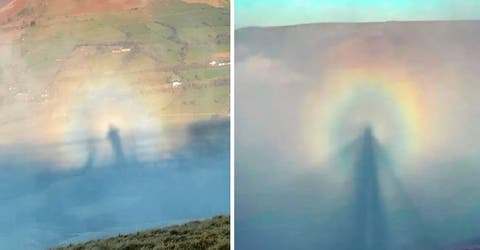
[107,124,127,168]
[349,127,389,250]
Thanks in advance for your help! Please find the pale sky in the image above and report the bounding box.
[235,0,480,28]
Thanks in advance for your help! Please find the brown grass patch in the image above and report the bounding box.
[180,0,228,8]
[210,51,230,61]
[43,0,147,16]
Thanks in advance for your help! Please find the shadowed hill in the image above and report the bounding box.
[50,215,230,250]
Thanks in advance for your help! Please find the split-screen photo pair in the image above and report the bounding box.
[1,0,479,249]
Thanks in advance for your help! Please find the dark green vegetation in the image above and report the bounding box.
[51,215,230,250]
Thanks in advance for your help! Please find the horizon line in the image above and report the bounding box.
[235,18,480,30]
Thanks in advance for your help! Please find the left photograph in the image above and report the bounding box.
[0,0,230,249]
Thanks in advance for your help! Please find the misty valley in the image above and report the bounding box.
[0,119,230,250]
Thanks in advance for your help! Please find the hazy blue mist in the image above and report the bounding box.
[0,119,230,250]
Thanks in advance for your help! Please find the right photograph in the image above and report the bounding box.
[234,1,480,250]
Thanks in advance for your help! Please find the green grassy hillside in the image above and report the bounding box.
[51,215,230,250]
[0,0,230,131]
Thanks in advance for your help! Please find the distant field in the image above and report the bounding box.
[0,0,230,142]
[51,215,230,250]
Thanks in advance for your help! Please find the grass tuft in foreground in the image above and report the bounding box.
[51,215,230,250]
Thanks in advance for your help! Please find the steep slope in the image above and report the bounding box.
[51,215,230,250]
[0,0,230,147]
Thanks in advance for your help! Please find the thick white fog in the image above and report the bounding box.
[235,21,480,250]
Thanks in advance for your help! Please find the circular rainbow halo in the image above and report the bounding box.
[56,77,163,167]
[302,67,425,166]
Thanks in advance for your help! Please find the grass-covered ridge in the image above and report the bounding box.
[0,0,230,128]
[51,215,230,250]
